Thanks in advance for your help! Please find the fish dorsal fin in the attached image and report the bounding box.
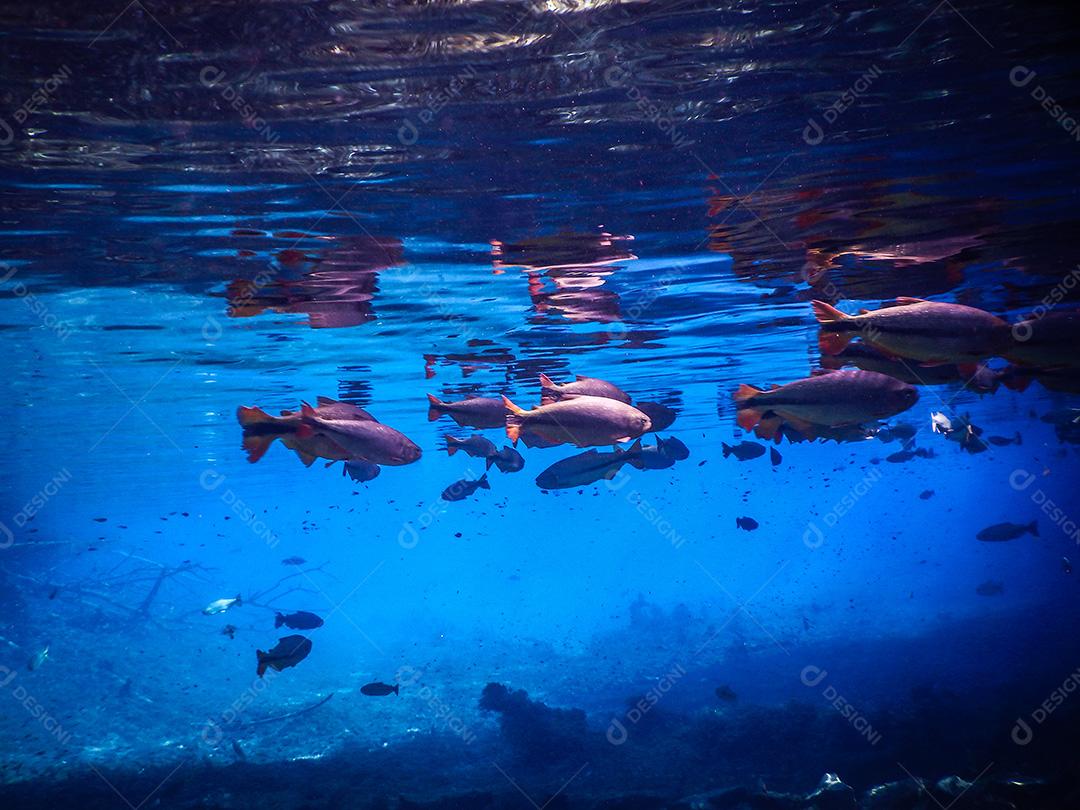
[857,308,870,315]
[316,396,338,406]
[574,375,590,381]
[895,296,928,306]
[810,368,837,376]
[769,383,782,389]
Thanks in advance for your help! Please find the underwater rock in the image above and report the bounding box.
[478,682,588,764]
[805,772,857,809]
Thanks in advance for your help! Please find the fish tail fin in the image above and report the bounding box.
[426,394,445,421]
[722,442,732,458]
[274,613,283,628]
[300,402,316,418]
[1029,521,1039,537]
[733,385,764,431]
[818,330,854,355]
[503,396,525,445]
[393,684,400,695]
[235,594,242,606]
[237,405,275,428]
[625,439,645,469]
[445,439,458,457]
[242,434,275,464]
[811,300,851,324]
[478,474,490,489]
[485,455,495,470]
[256,651,268,678]
[538,373,556,389]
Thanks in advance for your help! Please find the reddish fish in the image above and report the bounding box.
[237,397,375,463]
[504,395,651,447]
[538,373,631,404]
[813,298,1011,363]
[733,369,918,439]
[426,394,507,428]
[297,403,421,465]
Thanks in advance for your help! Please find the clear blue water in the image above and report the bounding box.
[2,2,1080,807]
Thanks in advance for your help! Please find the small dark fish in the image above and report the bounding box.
[489,445,524,473]
[360,681,399,697]
[222,624,237,639]
[769,447,782,466]
[722,441,766,461]
[624,437,689,470]
[975,580,1004,597]
[914,447,935,458]
[256,635,312,678]
[1063,557,1073,575]
[803,616,813,631]
[976,521,1038,542]
[919,490,934,500]
[441,474,490,502]
[635,401,677,432]
[281,556,307,566]
[886,449,916,463]
[342,459,381,483]
[890,423,917,442]
[48,587,58,600]
[535,448,629,489]
[715,685,738,702]
[275,611,324,630]
[988,432,1022,447]
[446,434,498,460]
[736,517,759,531]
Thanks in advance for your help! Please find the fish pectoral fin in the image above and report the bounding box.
[895,296,929,306]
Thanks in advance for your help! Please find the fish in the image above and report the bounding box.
[820,343,1001,390]
[976,521,1038,542]
[930,412,953,434]
[489,445,525,473]
[538,373,632,405]
[735,517,759,531]
[28,645,49,671]
[722,441,766,461]
[275,611,325,630]
[203,594,242,615]
[222,624,236,639]
[812,298,1011,363]
[445,434,498,461]
[360,681,399,697]
[987,432,1022,447]
[734,370,918,439]
[441,474,490,502]
[886,448,917,463]
[715,685,738,702]
[426,394,507,429]
[342,459,381,483]
[535,447,632,489]
[1005,310,1080,368]
[256,634,312,678]
[297,403,421,465]
[975,580,1004,597]
[635,401,677,432]
[281,556,307,566]
[504,395,651,447]
[237,397,375,463]
[919,490,934,500]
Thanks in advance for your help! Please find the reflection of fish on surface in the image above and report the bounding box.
[504,395,651,447]
[297,403,421,465]
[819,343,1002,392]
[426,394,507,429]
[225,235,403,329]
[441,474,490,502]
[538,373,632,404]
[1005,310,1080,368]
[733,369,918,442]
[491,231,635,272]
[813,298,1011,363]
[256,634,312,677]
[977,521,1038,542]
